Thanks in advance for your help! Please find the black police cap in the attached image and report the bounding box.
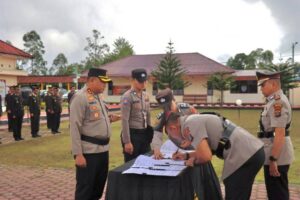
[88,68,111,82]
[132,68,147,83]
[155,88,174,105]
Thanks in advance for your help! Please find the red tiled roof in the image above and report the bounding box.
[0,40,32,58]
[83,53,234,77]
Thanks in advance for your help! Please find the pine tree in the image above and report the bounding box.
[151,41,189,91]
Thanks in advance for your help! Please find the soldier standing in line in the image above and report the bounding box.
[5,86,15,132]
[11,86,24,141]
[67,85,76,113]
[121,68,153,162]
[28,86,41,138]
[45,86,54,131]
[256,71,294,200]
[70,68,120,199]
[52,86,62,134]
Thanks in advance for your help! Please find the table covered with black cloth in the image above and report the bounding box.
[105,159,194,200]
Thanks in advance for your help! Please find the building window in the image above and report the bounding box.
[230,80,257,94]
[108,82,130,95]
[207,81,213,96]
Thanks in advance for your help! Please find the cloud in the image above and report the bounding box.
[242,0,300,56]
[1,0,297,65]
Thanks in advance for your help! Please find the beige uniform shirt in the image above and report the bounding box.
[121,88,151,144]
[260,89,294,165]
[183,114,263,180]
[70,86,111,155]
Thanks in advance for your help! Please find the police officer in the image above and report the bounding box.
[256,71,294,200]
[121,68,152,162]
[11,86,24,141]
[28,86,41,138]
[52,86,62,133]
[152,88,198,158]
[5,86,15,132]
[70,68,120,200]
[153,88,222,200]
[45,86,54,130]
[168,112,264,200]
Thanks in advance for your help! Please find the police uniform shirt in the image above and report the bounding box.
[261,89,294,165]
[151,103,197,150]
[70,86,111,155]
[121,89,151,144]
[182,114,263,180]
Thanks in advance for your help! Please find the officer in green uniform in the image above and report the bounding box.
[152,88,222,200]
[11,86,24,141]
[167,112,265,200]
[256,71,294,200]
[52,86,62,133]
[70,68,120,200]
[28,86,41,138]
[45,86,54,130]
[121,68,152,162]
[5,86,15,132]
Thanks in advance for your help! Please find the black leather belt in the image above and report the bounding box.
[258,131,289,138]
[81,135,110,145]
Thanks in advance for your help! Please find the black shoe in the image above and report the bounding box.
[56,131,61,133]
[52,131,56,134]
[15,138,20,141]
[19,138,24,140]
[32,135,41,138]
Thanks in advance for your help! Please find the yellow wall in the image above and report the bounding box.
[0,55,17,70]
[289,82,300,106]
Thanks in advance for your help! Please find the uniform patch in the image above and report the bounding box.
[90,105,97,110]
[122,97,129,105]
[183,127,191,138]
[273,102,282,117]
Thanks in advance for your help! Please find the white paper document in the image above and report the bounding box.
[122,155,187,177]
[159,140,194,159]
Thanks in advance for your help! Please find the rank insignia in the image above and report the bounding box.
[273,102,282,117]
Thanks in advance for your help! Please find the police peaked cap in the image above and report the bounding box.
[88,68,111,83]
[256,71,281,86]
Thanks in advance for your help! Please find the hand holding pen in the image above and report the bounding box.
[172,148,185,160]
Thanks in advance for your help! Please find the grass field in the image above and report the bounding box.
[0,108,299,184]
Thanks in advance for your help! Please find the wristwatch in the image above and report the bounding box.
[269,156,277,162]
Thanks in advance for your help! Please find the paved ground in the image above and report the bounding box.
[0,164,300,200]
[0,109,300,199]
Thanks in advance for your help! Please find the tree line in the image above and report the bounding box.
[17,29,134,76]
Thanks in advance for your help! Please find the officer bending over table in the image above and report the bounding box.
[167,112,265,200]
[152,88,222,200]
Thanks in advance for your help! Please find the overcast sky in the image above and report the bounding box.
[1,0,299,66]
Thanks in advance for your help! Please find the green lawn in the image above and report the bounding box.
[0,108,299,184]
